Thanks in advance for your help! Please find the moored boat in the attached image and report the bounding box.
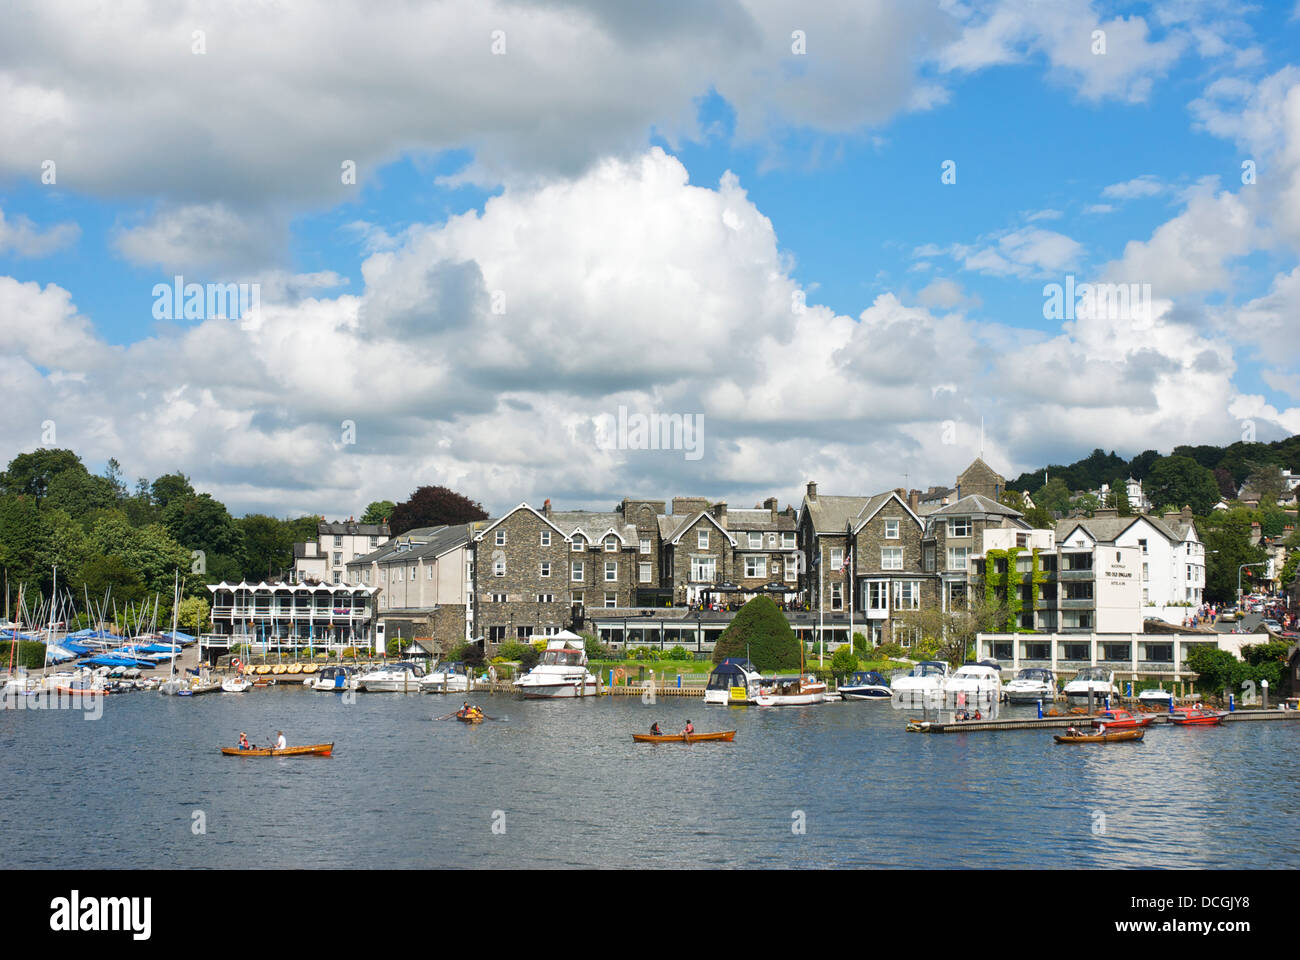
[220,742,334,757]
[890,660,951,710]
[754,674,826,706]
[358,661,426,692]
[632,730,736,743]
[1003,667,1056,703]
[1090,708,1153,729]
[838,670,891,700]
[420,660,470,693]
[1063,667,1116,703]
[513,634,599,699]
[221,675,253,693]
[1054,727,1145,744]
[310,665,358,691]
[1169,707,1225,726]
[703,658,763,704]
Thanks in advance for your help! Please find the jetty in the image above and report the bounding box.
[907,708,1300,733]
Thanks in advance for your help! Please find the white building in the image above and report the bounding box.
[293,520,391,584]
[205,580,381,654]
[1054,507,1204,624]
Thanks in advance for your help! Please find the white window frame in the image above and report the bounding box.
[745,556,767,579]
[604,561,618,582]
[604,535,618,552]
[493,560,505,578]
[604,593,617,609]
[782,532,796,549]
[884,519,900,539]
[697,528,709,550]
[947,547,969,572]
[639,562,652,584]
[881,547,903,570]
[639,537,651,555]
[892,580,920,610]
[540,530,551,547]
[495,530,506,546]
[571,561,584,582]
[749,532,762,548]
[831,547,843,571]
[691,556,716,582]
[572,536,585,552]
[866,580,888,613]
[948,517,971,538]
[539,562,551,578]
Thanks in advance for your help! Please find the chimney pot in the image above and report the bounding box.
[807,481,818,501]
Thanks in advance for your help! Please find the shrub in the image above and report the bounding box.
[831,645,860,677]
[0,641,47,669]
[713,596,801,671]
[341,646,357,659]
[580,632,612,659]
[873,641,906,660]
[666,645,690,661]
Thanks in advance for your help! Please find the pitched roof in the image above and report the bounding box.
[928,493,1023,519]
[851,491,922,534]
[723,508,797,532]
[1055,513,1196,545]
[802,494,872,534]
[348,524,472,565]
[666,510,738,546]
[551,510,639,545]
[318,521,390,537]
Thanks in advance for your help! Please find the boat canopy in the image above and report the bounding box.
[847,671,887,686]
[709,658,756,678]
[1015,668,1053,681]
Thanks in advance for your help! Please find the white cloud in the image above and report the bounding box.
[112,203,281,274]
[1101,175,1166,200]
[0,208,78,257]
[950,226,1084,278]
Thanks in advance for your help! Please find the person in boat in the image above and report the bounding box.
[681,719,695,736]
[973,710,982,720]
[238,732,250,751]
[650,722,662,736]
[275,731,287,750]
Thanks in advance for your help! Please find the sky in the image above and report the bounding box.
[2,0,1299,519]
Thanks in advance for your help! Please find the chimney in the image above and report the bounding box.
[1180,505,1193,520]
[806,481,817,502]
[543,498,552,517]
[908,489,920,512]
[712,501,727,524]
[1163,511,1180,524]
[1094,508,1118,519]
[764,496,778,520]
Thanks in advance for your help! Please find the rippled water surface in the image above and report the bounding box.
[2,688,1296,868]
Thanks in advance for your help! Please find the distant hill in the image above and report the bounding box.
[1005,436,1300,495]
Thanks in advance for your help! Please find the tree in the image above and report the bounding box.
[896,590,1007,665]
[389,486,488,535]
[44,468,117,520]
[1185,645,1241,699]
[150,473,196,512]
[1198,511,1266,603]
[712,596,802,671]
[177,596,210,636]
[73,555,147,607]
[1144,456,1219,516]
[238,514,296,580]
[1104,485,1132,516]
[1127,449,1160,481]
[1030,477,1071,515]
[1072,492,1101,517]
[163,493,243,566]
[0,449,86,503]
[1212,467,1237,501]
[1243,461,1286,505]
[361,500,396,524]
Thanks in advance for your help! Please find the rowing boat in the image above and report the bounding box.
[456,711,484,723]
[220,742,334,757]
[631,730,735,743]
[1054,728,1144,744]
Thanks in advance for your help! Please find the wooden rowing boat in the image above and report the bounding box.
[1054,728,1144,744]
[631,730,735,743]
[456,712,484,723]
[220,742,334,757]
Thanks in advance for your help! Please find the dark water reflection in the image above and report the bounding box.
[2,688,1295,868]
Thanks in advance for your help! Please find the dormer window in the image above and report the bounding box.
[604,535,618,552]
[572,536,585,552]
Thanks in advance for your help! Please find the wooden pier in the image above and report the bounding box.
[908,708,1300,733]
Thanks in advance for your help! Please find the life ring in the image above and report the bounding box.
[614,668,626,684]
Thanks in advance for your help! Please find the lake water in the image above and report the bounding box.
[2,688,1296,868]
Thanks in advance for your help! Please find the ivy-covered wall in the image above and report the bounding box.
[983,547,1047,633]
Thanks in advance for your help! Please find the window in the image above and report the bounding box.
[488,626,507,643]
[881,548,903,570]
[571,592,583,606]
[537,593,555,603]
[949,582,967,608]
[493,560,505,578]
[517,625,534,639]
[572,535,585,552]
[1138,538,1147,554]
[745,556,767,579]
[830,582,844,611]
[785,561,797,582]
[571,561,584,582]
[1142,563,1149,581]
[540,562,551,578]
[923,544,935,572]
[604,593,617,609]
[948,517,971,538]
[490,593,506,603]
[697,528,709,549]
[605,561,618,581]
[947,547,969,572]
[395,567,403,583]
[540,530,551,546]
[604,535,618,552]
[495,530,506,546]
[749,532,762,548]
[691,556,716,582]
[334,535,342,546]
[831,547,843,571]
[333,552,342,566]
[782,532,796,548]
[639,538,651,555]
[892,581,920,610]
[409,565,415,582]
[866,581,888,613]
[892,620,920,648]
[639,562,652,584]
[369,536,377,548]
[332,571,341,584]
[884,519,900,539]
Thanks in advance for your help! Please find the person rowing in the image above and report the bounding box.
[238,732,251,750]
[275,731,287,750]
[681,719,695,736]
[650,722,662,736]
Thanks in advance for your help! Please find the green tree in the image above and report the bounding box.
[830,645,859,678]
[150,473,196,512]
[1104,485,1132,516]
[163,493,243,579]
[0,494,50,592]
[1145,456,1219,516]
[177,596,210,636]
[712,596,802,671]
[361,500,396,524]
[0,449,86,503]
[1185,645,1241,699]
[73,555,147,607]
[1030,477,1071,515]
[238,514,297,580]
[1072,492,1101,516]
[1198,511,1266,603]
[389,486,488,535]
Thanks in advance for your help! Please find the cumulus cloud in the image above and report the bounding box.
[0,208,78,257]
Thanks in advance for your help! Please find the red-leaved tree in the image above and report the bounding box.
[389,486,488,535]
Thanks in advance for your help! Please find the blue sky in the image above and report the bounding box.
[1,0,1298,516]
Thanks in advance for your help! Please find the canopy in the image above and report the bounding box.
[709,658,755,678]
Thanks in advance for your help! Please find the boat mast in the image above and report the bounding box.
[43,565,56,678]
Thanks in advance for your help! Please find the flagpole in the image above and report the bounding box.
[818,548,824,667]
[848,546,854,662]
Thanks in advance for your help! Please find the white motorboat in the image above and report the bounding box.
[1063,666,1117,702]
[221,675,253,693]
[420,660,470,693]
[1,667,41,698]
[310,665,359,691]
[943,663,1003,713]
[358,660,426,692]
[754,674,827,706]
[703,658,763,704]
[1137,687,1172,704]
[1004,667,1056,703]
[890,660,951,710]
[513,635,599,699]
